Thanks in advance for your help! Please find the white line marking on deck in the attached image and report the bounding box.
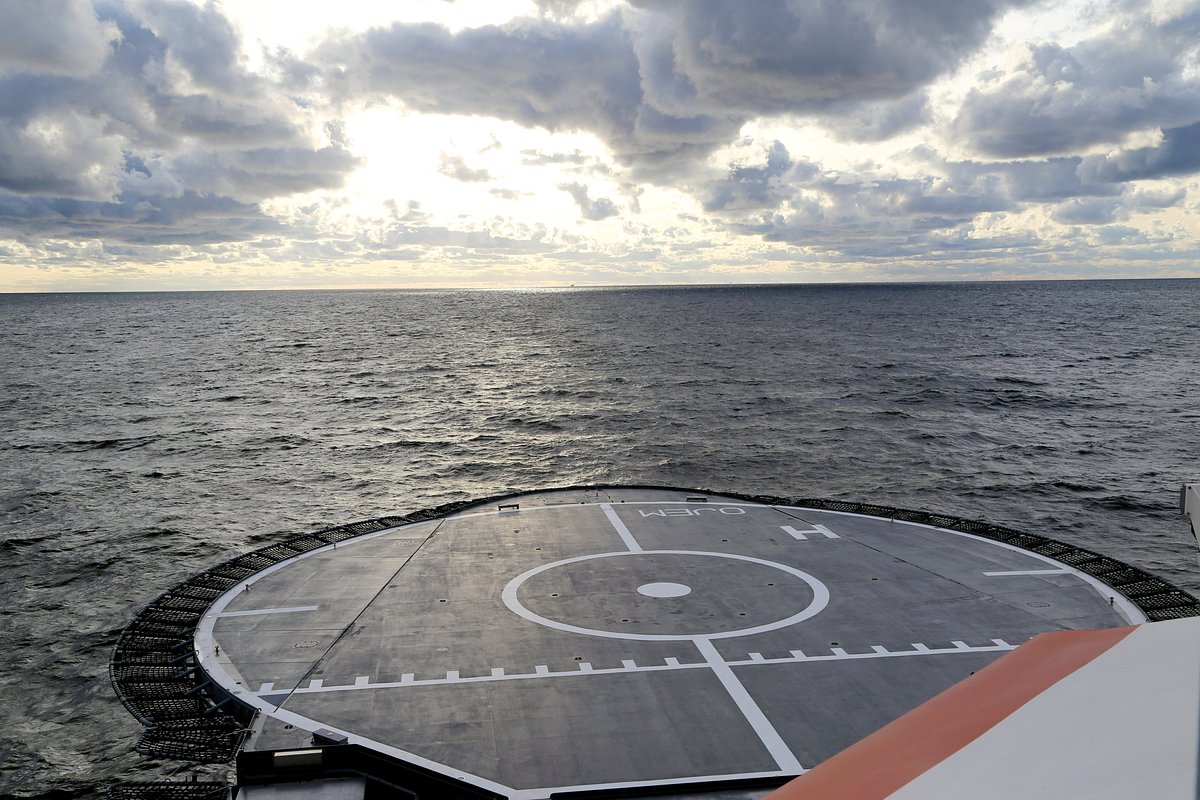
[216,605,319,617]
[308,679,323,689]
[254,638,1017,699]
[601,504,642,552]
[694,637,803,774]
[982,568,1071,576]
[276,659,711,694]
[727,640,1016,667]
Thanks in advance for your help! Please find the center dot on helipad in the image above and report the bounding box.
[637,582,692,598]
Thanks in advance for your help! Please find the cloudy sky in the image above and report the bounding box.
[1,0,1199,291]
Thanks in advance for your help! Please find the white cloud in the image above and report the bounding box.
[558,181,620,220]
[0,0,119,77]
[0,0,360,247]
[954,9,1200,157]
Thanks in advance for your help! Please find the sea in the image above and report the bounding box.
[2,279,1198,798]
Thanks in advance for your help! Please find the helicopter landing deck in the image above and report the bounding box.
[194,487,1138,799]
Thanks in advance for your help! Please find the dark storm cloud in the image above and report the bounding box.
[317,0,1025,177]
[0,0,359,244]
[954,11,1200,158]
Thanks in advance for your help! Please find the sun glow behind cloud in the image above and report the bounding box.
[332,107,614,230]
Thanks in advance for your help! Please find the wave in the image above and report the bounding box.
[11,435,161,453]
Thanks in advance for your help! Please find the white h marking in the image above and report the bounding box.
[781,524,839,540]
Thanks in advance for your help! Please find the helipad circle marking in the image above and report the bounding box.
[501,550,830,641]
[637,582,692,598]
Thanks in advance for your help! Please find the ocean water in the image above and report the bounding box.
[2,280,1199,797]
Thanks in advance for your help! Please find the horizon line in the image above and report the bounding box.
[3,274,1198,295]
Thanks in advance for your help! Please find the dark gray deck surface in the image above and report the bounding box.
[196,487,1137,799]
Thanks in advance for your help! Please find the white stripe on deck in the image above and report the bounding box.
[982,568,1071,577]
[271,656,708,694]
[257,639,1015,698]
[601,504,643,552]
[724,639,1015,667]
[216,605,319,617]
[694,637,804,774]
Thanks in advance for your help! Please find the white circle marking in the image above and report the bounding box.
[637,581,692,598]
[501,550,830,641]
